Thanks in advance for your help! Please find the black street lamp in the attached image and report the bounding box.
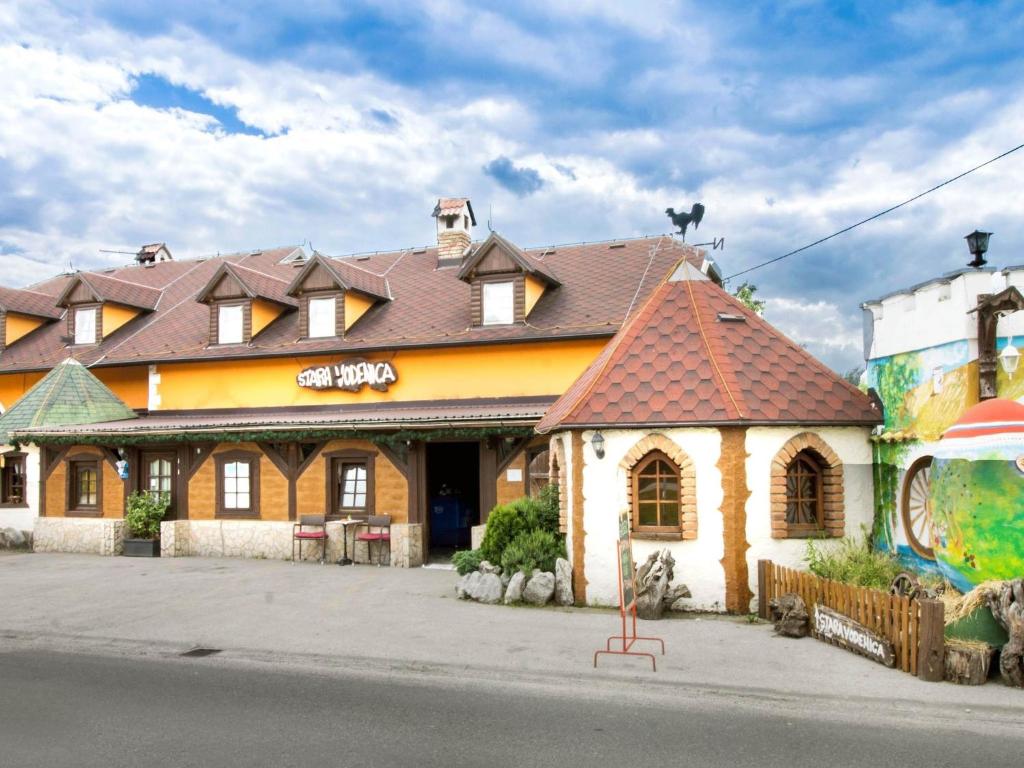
[965,230,992,268]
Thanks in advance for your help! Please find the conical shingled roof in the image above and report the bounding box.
[537,260,880,432]
[0,358,137,444]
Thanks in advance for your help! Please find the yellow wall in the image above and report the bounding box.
[154,337,607,410]
[0,371,45,413]
[45,446,124,518]
[251,299,285,337]
[295,439,408,522]
[4,313,46,346]
[189,442,289,521]
[101,304,141,337]
[0,365,147,414]
[524,276,546,316]
[344,292,376,331]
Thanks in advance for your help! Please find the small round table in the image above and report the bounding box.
[336,518,362,566]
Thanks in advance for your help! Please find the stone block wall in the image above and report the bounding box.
[159,519,423,567]
[34,517,124,555]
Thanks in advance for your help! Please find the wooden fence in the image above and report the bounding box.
[757,560,944,681]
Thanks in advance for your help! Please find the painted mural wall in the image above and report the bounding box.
[867,336,1024,588]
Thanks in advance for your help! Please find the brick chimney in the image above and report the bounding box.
[432,198,475,264]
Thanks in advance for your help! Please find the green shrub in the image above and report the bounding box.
[479,485,561,564]
[123,491,169,540]
[804,530,903,590]
[500,528,566,576]
[451,548,484,575]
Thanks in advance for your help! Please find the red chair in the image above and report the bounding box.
[292,515,327,564]
[356,515,391,566]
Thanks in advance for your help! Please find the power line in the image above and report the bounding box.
[724,141,1024,282]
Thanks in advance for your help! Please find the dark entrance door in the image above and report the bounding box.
[425,442,480,553]
[141,451,176,520]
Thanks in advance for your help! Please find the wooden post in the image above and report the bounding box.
[757,560,770,619]
[917,598,945,682]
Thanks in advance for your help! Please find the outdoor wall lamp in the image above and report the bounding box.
[591,430,605,459]
[1000,340,1020,377]
[966,230,993,268]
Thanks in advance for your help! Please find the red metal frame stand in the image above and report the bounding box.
[593,539,665,671]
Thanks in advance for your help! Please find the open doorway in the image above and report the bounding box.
[426,442,480,559]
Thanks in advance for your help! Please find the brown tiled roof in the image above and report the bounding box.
[287,253,390,301]
[0,237,707,372]
[458,232,560,286]
[196,262,298,307]
[12,396,556,438]
[56,272,162,310]
[538,261,880,431]
[0,286,63,320]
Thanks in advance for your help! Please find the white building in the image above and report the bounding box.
[538,260,880,612]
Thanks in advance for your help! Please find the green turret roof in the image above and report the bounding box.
[0,358,137,444]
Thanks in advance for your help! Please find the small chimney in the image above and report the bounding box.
[432,198,475,264]
[136,243,172,264]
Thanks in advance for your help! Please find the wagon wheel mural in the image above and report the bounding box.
[900,456,935,560]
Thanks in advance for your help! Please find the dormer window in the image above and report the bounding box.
[482,281,514,326]
[217,304,245,345]
[74,307,97,345]
[308,296,337,338]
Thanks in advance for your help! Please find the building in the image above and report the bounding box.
[538,261,880,612]
[862,260,1024,589]
[0,198,720,562]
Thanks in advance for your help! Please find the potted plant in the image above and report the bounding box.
[123,490,169,557]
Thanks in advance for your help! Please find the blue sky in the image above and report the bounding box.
[2,1,1024,371]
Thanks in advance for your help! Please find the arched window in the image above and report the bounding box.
[785,451,823,532]
[631,450,681,533]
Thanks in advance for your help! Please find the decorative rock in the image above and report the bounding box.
[635,549,676,620]
[476,573,504,604]
[523,570,555,606]
[0,527,26,549]
[456,571,482,600]
[769,593,809,638]
[504,571,526,604]
[479,560,501,575]
[500,571,511,589]
[554,558,574,606]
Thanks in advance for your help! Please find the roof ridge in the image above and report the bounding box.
[331,254,391,278]
[79,271,162,292]
[559,277,673,426]
[687,278,745,419]
[227,261,291,285]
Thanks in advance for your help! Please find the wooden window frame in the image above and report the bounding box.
[325,450,375,520]
[0,451,28,508]
[66,455,102,517]
[69,303,102,346]
[471,274,526,327]
[141,451,176,514]
[630,450,683,535]
[784,450,825,535]
[300,290,344,340]
[215,450,261,519]
[213,301,249,346]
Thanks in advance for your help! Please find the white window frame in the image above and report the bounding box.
[74,307,97,345]
[218,304,244,345]
[482,281,514,326]
[222,460,251,511]
[307,296,337,338]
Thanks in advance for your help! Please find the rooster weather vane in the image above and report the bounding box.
[665,203,705,240]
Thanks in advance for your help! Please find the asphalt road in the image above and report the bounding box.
[0,650,1020,768]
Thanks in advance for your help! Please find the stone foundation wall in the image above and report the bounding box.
[160,520,423,567]
[34,517,124,555]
